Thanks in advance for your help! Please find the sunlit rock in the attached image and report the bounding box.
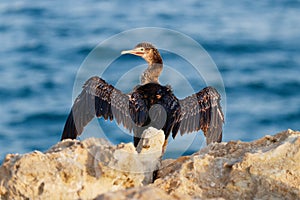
[0,129,299,200]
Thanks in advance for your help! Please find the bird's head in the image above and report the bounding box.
[121,42,162,65]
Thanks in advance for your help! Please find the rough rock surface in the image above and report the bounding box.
[0,127,165,199]
[155,129,300,199]
[0,129,300,200]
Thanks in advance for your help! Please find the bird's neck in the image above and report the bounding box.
[141,62,163,85]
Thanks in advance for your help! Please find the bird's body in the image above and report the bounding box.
[61,42,224,151]
[130,83,181,146]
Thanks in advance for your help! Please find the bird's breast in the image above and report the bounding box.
[133,83,177,108]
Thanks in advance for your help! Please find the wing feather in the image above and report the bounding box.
[129,91,149,127]
[177,86,224,144]
[61,76,132,140]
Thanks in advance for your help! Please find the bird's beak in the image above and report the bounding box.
[121,48,144,56]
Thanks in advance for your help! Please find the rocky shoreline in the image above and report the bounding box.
[0,129,299,199]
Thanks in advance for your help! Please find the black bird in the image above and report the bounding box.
[61,42,224,151]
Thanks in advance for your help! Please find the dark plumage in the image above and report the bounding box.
[61,42,224,150]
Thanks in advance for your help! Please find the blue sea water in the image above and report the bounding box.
[0,0,299,161]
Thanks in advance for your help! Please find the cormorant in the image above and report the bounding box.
[61,42,224,151]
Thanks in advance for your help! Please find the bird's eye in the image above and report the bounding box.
[140,48,145,51]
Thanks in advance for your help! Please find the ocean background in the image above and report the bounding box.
[0,0,299,161]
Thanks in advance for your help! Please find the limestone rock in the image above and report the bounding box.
[0,127,165,199]
[0,129,300,200]
[95,186,187,200]
[154,129,300,199]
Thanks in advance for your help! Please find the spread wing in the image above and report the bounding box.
[174,86,224,145]
[61,76,135,140]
